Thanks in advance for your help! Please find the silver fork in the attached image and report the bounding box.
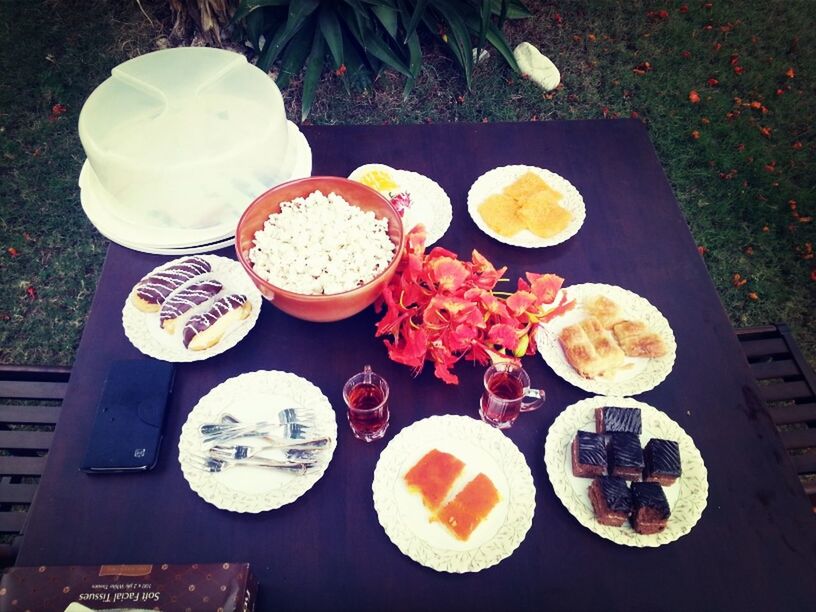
[209,443,319,463]
[199,421,310,444]
[191,454,313,474]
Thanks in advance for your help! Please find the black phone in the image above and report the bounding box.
[80,359,175,473]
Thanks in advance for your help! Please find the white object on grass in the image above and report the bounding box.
[513,42,560,91]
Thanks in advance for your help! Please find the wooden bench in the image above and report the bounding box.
[0,365,69,566]
[736,324,816,510]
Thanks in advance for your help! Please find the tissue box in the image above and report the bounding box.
[0,563,256,611]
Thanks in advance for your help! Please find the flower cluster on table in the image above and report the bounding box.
[375,226,575,384]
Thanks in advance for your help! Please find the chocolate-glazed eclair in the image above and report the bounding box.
[643,438,682,486]
[595,406,642,435]
[183,294,251,351]
[130,256,211,313]
[608,432,644,481]
[630,481,671,535]
[160,280,223,334]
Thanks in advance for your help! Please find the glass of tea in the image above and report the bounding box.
[342,365,390,442]
[479,362,545,429]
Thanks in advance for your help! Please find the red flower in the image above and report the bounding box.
[375,227,573,384]
[48,103,67,121]
[689,90,701,104]
[679,4,689,13]
[680,50,692,59]
[691,130,701,140]
[786,67,795,78]
[706,77,719,87]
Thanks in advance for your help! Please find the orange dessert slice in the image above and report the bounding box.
[503,171,558,202]
[478,193,525,237]
[517,191,571,238]
[436,473,500,541]
[404,449,466,510]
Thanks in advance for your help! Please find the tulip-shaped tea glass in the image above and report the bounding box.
[342,365,390,441]
[479,362,545,429]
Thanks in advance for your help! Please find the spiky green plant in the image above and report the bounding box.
[232,0,530,119]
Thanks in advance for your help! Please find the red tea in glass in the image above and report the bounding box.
[479,363,545,429]
[343,365,390,441]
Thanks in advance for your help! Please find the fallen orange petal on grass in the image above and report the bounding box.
[793,141,803,150]
[786,67,795,78]
[7,247,19,257]
[689,90,701,103]
[691,130,701,140]
[759,126,772,138]
[748,292,759,301]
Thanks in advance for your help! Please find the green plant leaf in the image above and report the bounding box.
[490,0,530,20]
[339,4,411,77]
[461,9,521,73]
[276,18,314,89]
[371,5,399,40]
[257,0,320,72]
[301,26,326,121]
[477,0,490,53]
[232,0,291,24]
[402,28,421,97]
[403,0,429,43]
[484,19,520,72]
[429,1,473,88]
[318,3,344,68]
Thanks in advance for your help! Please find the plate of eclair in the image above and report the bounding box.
[122,255,262,362]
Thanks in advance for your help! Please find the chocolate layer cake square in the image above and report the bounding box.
[571,431,607,478]
[643,438,682,485]
[595,406,642,434]
[589,476,632,527]
[630,481,671,534]
[608,432,644,480]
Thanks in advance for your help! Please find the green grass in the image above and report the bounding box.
[1,0,813,366]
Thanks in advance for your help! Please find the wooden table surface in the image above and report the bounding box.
[17,121,816,610]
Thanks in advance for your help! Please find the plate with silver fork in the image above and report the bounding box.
[178,370,337,513]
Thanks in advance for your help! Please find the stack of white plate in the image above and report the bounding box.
[78,47,312,255]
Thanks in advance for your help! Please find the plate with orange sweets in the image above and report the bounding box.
[467,165,586,247]
[372,415,535,573]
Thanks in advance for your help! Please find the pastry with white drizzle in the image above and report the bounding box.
[130,257,211,313]
[159,280,223,334]
[183,294,251,351]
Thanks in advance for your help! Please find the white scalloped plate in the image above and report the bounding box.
[348,164,452,246]
[535,283,676,396]
[178,370,337,513]
[122,255,262,362]
[544,396,708,547]
[467,165,586,247]
[372,415,535,573]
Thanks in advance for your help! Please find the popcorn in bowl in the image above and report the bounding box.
[248,189,396,295]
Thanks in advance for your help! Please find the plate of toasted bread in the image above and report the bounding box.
[122,255,262,362]
[534,283,676,396]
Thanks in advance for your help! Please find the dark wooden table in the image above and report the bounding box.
[17,122,816,610]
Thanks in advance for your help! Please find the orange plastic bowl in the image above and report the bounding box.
[235,176,405,322]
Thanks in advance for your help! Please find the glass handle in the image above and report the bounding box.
[520,388,545,413]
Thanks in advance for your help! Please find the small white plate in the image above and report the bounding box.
[122,254,262,362]
[179,370,337,513]
[372,415,535,573]
[544,396,708,547]
[535,283,676,396]
[467,164,586,247]
[348,164,452,246]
